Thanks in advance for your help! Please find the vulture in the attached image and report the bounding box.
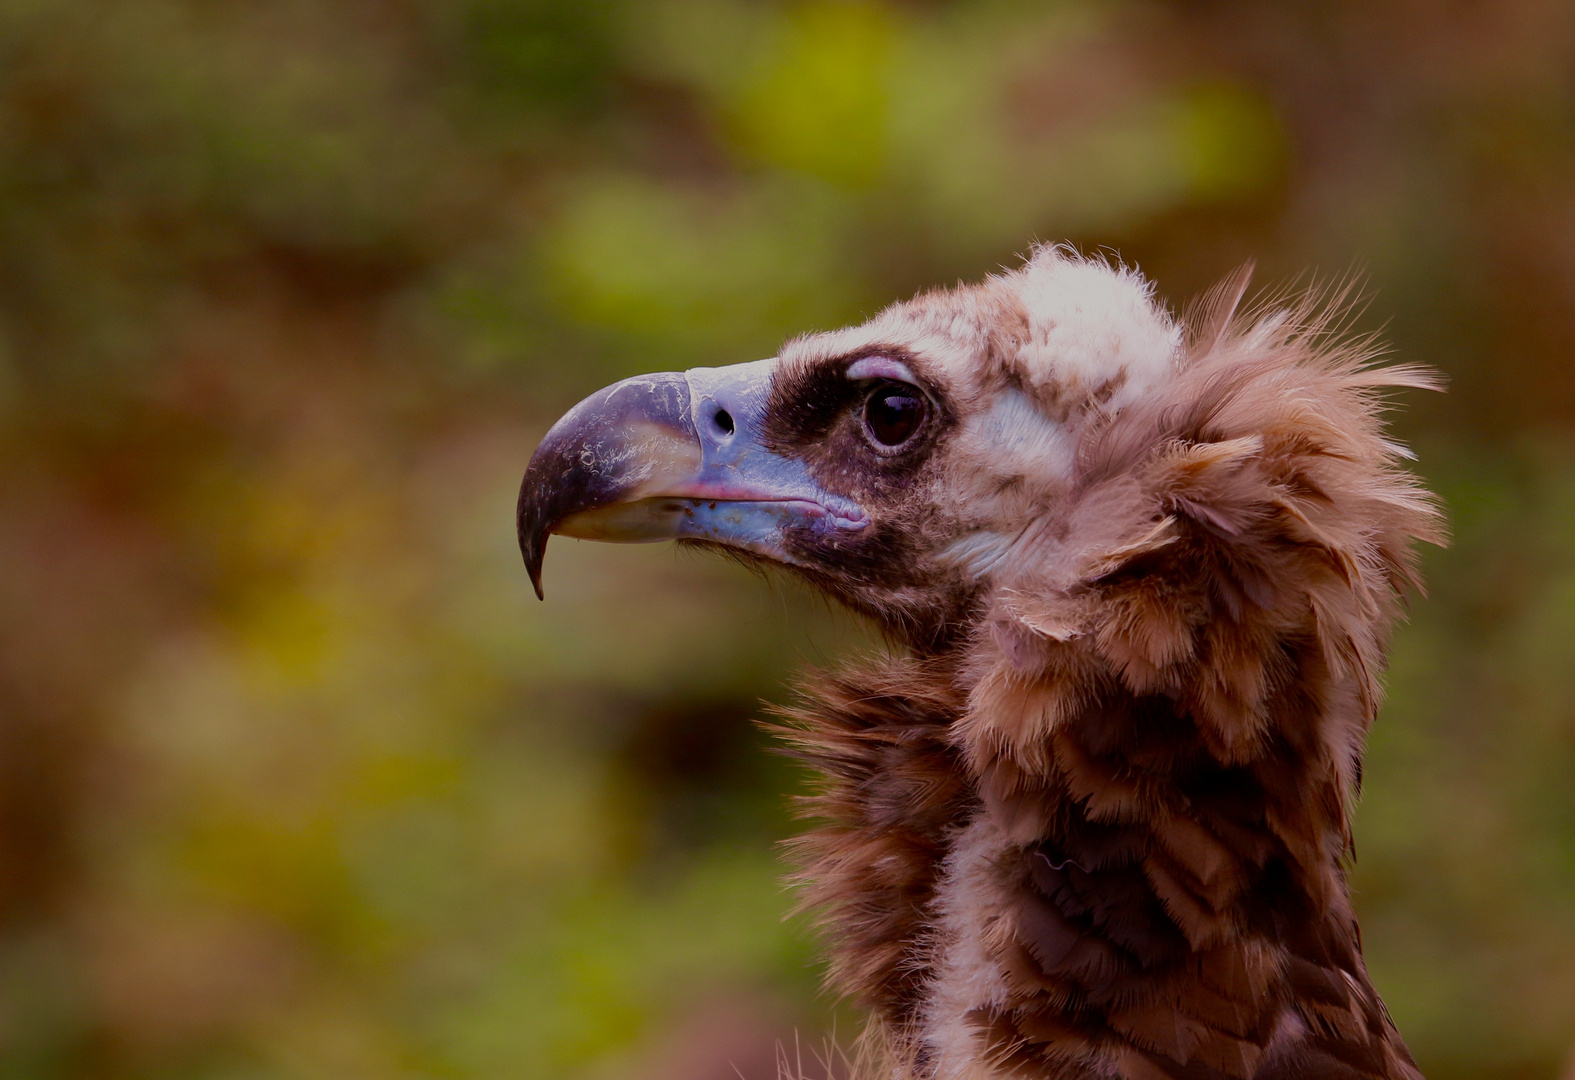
[516,246,1444,1080]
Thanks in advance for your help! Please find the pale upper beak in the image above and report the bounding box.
[516,358,869,598]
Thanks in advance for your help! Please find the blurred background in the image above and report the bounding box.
[0,0,1573,1077]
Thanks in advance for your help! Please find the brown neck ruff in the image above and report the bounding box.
[773,296,1441,1080]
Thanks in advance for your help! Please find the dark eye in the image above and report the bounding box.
[862,382,926,449]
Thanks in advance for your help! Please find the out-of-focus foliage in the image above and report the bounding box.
[0,1,1571,1078]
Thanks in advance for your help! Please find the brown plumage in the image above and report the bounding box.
[516,246,1445,1080]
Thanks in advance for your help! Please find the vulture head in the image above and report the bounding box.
[518,246,1443,1080]
[520,248,1187,650]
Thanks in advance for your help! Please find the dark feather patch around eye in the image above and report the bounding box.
[762,357,863,448]
[764,349,953,461]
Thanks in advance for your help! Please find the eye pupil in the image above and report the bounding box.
[864,384,925,448]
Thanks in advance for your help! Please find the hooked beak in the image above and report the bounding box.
[517,358,869,598]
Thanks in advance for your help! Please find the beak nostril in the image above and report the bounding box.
[714,408,735,436]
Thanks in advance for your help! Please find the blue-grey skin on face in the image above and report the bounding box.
[517,358,871,598]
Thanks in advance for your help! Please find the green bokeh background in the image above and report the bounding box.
[0,2,1572,1078]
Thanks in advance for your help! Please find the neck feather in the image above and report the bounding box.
[778,652,1422,1080]
[775,315,1442,1080]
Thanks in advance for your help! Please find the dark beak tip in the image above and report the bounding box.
[521,537,547,601]
[517,481,551,602]
[519,530,549,600]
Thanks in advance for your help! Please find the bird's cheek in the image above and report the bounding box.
[778,515,904,585]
